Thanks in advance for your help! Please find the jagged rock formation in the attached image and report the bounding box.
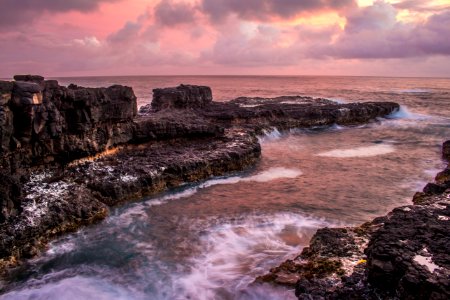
[0,75,137,174]
[0,77,399,277]
[259,141,450,300]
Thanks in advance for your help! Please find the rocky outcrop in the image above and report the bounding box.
[141,93,400,134]
[0,75,137,176]
[260,141,450,300]
[0,77,399,278]
[206,96,399,131]
[151,84,212,111]
[0,129,260,264]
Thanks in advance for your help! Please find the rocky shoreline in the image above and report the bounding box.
[0,76,399,284]
[258,141,450,299]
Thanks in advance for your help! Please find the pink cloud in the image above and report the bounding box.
[0,0,122,28]
[0,0,449,78]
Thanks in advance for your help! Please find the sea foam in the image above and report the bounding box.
[0,276,146,300]
[386,106,430,120]
[258,128,283,142]
[317,144,395,158]
[172,213,328,300]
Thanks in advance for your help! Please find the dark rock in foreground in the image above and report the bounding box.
[0,75,137,173]
[259,141,450,299]
[0,77,399,280]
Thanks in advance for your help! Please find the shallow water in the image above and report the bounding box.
[1,76,450,299]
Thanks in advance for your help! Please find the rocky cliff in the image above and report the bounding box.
[0,77,399,278]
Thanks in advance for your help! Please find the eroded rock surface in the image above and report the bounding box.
[0,76,137,175]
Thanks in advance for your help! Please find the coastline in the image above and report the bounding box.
[1,75,399,291]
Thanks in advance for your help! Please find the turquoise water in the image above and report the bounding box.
[1,76,450,299]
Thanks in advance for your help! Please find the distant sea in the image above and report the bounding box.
[1,76,450,300]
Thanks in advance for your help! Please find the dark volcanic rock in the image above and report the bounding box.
[201,96,399,133]
[0,129,260,265]
[366,200,450,299]
[152,84,212,111]
[0,181,108,263]
[145,91,400,134]
[132,110,223,143]
[71,129,260,206]
[0,76,137,174]
[0,171,22,223]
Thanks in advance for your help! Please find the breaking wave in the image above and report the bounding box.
[171,213,328,300]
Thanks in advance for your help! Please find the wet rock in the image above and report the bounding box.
[0,181,108,262]
[302,228,359,258]
[152,84,212,111]
[72,129,260,206]
[201,96,400,133]
[0,171,22,223]
[365,199,450,299]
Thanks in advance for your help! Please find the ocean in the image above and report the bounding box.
[1,76,450,299]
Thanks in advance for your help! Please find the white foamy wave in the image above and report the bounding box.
[45,240,76,256]
[0,276,146,300]
[172,213,329,300]
[258,128,282,142]
[328,97,347,104]
[397,88,430,94]
[330,124,344,131]
[386,106,431,120]
[317,144,395,158]
[108,168,302,228]
[202,167,302,188]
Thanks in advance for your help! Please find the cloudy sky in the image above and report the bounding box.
[1,0,449,77]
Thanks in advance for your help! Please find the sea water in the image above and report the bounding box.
[1,76,450,299]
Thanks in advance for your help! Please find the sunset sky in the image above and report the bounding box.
[1,0,450,77]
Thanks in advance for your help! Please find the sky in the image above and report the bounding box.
[1,0,450,77]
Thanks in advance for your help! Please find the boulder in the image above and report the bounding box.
[152,84,212,111]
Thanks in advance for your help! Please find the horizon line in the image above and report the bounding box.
[2,74,450,80]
